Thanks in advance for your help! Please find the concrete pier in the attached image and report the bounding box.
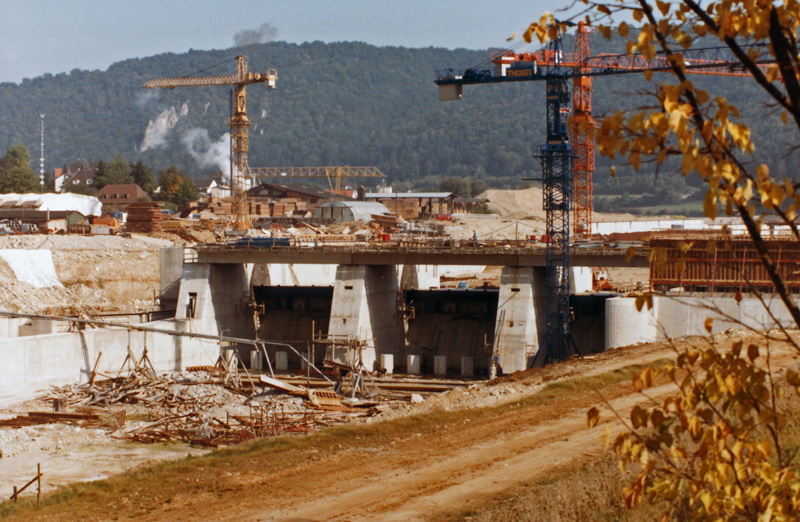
[494,267,545,373]
[326,265,404,371]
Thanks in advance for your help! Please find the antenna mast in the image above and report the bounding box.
[39,114,45,188]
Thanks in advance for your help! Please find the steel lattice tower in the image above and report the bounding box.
[535,38,575,364]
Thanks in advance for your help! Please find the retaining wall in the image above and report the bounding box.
[605,294,798,349]
[0,319,219,407]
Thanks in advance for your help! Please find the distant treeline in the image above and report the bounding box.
[0,34,793,214]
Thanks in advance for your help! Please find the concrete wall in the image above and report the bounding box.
[605,294,799,349]
[159,247,184,308]
[404,290,496,375]
[0,319,219,407]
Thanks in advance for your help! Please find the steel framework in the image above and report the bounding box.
[435,29,774,364]
[534,37,576,363]
[144,56,277,230]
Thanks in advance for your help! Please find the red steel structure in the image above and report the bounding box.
[448,24,772,237]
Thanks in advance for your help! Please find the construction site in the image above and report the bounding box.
[1,21,798,522]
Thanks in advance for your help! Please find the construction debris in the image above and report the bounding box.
[32,366,388,449]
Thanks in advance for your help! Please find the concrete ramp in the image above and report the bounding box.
[0,249,62,288]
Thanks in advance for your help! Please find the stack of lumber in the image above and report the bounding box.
[371,213,403,232]
[125,202,162,233]
[207,200,234,216]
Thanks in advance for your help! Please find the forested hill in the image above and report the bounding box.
[0,36,793,214]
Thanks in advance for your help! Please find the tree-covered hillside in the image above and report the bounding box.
[0,35,793,214]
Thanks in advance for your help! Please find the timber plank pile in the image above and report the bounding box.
[125,202,163,233]
[34,368,384,448]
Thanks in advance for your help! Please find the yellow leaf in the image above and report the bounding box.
[786,369,800,388]
[704,317,714,333]
[641,367,655,388]
[644,69,653,82]
[656,0,671,15]
[630,405,648,427]
[610,166,616,178]
[633,9,643,22]
[587,406,600,427]
[699,491,713,511]
[650,408,665,428]
[599,24,612,39]
[782,111,789,124]
[747,343,759,362]
[704,190,718,220]
[626,246,637,263]
[619,21,629,38]
[506,32,517,42]
[630,152,641,170]
[766,64,779,83]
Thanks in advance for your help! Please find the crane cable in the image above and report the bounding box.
[181,55,243,79]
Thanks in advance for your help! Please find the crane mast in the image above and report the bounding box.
[144,56,277,231]
[535,35,576,362]
[435,28,771,364]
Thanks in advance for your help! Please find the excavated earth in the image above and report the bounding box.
[0,234,176,315]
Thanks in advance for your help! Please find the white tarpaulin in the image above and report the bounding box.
[0,193,102,217]
[0,249,63,288]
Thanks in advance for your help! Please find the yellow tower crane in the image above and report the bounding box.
[143,56,277,231]
[249,166,387,193]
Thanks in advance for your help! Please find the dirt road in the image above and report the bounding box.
[5,333,799,522]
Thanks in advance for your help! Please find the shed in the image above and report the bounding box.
[312,201,391,223]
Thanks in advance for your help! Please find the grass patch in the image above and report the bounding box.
[453,455,662,522]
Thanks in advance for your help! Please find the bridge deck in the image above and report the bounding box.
[195,242,649,267]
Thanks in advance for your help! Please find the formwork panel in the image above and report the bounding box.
[650,236,800,293]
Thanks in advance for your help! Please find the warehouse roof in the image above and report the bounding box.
[365,192,454,199]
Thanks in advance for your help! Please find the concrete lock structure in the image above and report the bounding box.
[3,243,800,406]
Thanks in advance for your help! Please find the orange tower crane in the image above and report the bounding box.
[438,21,770,238]
[144,56,277,230]
[437,25,773,363]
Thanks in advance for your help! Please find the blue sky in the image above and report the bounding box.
[1,0,573,83]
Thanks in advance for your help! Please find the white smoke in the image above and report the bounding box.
[140,103,189,151]
[233,23,278,46]
[182,129,231,181]
[135,90,160,108]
